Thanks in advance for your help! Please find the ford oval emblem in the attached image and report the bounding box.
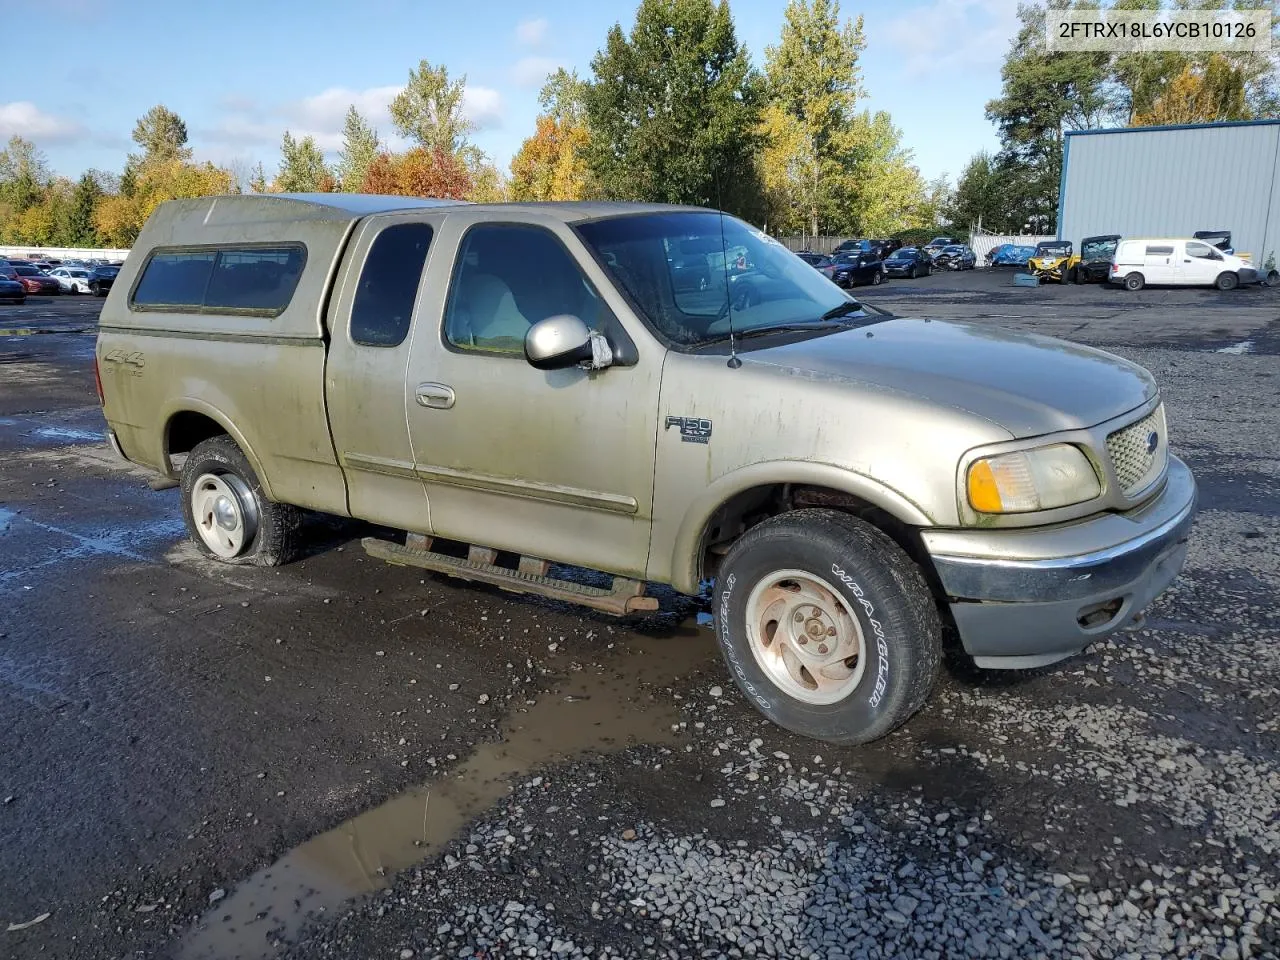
[1145,431,1159,454]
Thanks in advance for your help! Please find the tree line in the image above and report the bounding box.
[1,0,948,249]
[949,0,1279,235]
[3,0,1275,251]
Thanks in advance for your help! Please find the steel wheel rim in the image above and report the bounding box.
[191,472,257,558]
[744,569,867,705]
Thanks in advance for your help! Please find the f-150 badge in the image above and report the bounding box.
[665,416,712,444]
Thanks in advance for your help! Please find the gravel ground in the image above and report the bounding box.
[3,287,1278,960]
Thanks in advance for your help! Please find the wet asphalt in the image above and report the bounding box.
[0,274,1277,959]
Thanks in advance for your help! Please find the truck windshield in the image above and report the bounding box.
[575,212,873,347]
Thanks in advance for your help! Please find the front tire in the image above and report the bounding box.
[180,435,303,566]
[1215,271,1239,291]
[712,509,942,745]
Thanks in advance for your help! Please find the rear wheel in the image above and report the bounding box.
[89,281,99,296]
[1124,272,1145,291]
[712,509,942,745]
[1215,271,1239,291]
[872,270,883,285]
[180,435,303,566]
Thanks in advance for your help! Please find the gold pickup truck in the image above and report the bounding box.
[96,194,1196,745]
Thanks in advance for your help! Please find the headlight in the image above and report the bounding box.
[967,444,1100,513]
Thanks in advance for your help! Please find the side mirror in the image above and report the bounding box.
[524,315,613,371]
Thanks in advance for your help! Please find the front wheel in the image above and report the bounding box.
[1215,271,1239,291]
[180,435,303,566]
[712,509,942,745]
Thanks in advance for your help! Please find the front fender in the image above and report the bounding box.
[662,460,934,595]
[160,397,276,501]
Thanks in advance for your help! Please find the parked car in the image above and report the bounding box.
[795,251,837,281]
[922,236,957,258]
[932,244,977,271]
[97,193,1196,746]
[882,247,932,278]
[1072,235,1121,284]
[87,264,120,296]
[1027,240,1075,282]
[49,266,93,294]
[831,252,885,287]
[0,267,27,304]
[832,238,894,262]
[1110,237,1258,291]
[9,264,60,295]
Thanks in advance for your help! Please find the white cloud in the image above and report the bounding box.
[201,85,405,156]
[0,102,86,143]
[201,81,502,159]
[517,17,549,47]
[512,56,561,90]
[883,0,1020,79]
[292,85,402,133]
[462,86,504,131]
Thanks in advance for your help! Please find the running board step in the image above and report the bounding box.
[361,537,660,616]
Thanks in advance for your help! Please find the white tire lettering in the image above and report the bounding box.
[717,572,772,710]
[832,563,891,708]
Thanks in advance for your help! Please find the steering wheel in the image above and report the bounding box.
[715,279,757,322]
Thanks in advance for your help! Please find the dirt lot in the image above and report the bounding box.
[1,275,1278,960]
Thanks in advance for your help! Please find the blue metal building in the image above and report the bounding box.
[1057,119,1280,265]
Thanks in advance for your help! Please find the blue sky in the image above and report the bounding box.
[0,0,1020,189]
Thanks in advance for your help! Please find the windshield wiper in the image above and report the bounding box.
[697,321,854,347]
[820,300,869,321]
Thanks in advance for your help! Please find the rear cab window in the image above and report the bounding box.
[131,245,306,315]
[350,222,434,347]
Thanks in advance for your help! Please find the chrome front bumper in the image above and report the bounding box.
[923,457,1197,669]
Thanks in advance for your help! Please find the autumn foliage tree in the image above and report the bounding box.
[93,157,235,246]
[359,147,473,199]
[1133,55,1250,126]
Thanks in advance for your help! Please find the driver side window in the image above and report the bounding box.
[443,223,609,356]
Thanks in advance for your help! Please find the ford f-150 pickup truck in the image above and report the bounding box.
[95,193,1197,745]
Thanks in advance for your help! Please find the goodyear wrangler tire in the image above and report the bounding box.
[712,509,942,745]
[180,435,303,566]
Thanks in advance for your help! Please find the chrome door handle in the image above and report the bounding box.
[415,382,455,409]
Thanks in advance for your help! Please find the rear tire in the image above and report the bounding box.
[1215,271,1239,291]
[1124,272,1145,291]
[872,270,883,285]
[712,509,942,745]
[180,435,303,566]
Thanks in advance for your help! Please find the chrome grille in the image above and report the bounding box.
[1107,404,1168,497]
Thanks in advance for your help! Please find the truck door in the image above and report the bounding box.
[403,214,661,579]
[325,214,445,531]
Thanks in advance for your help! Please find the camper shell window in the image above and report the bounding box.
[130,244,307,315]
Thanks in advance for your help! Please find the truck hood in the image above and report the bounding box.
[744,317,1157,438]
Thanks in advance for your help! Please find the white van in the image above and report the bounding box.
[1109,237,1258,291]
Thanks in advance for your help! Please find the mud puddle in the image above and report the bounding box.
[180,622,717,960]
